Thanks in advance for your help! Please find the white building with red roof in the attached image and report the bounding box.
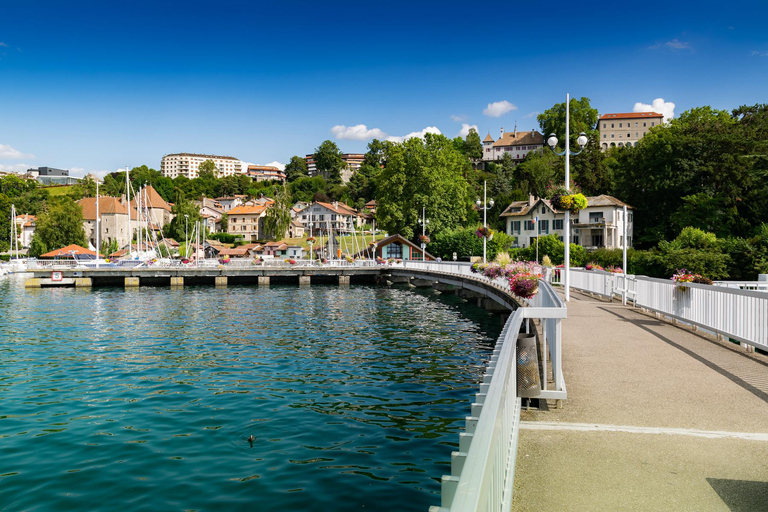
[482,128,544,162]
[598,112,663,150]
[296,201,361,234]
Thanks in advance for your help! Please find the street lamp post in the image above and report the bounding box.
[417,206,429,259]
[184,214,189,259]
[546,93,589,302]
[475,181,494,263]
[308,221,314,262]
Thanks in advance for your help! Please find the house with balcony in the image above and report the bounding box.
[297,201,361,234]
[500,195,633,249]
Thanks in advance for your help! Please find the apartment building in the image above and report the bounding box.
[247,165,286,182]
[598,112,663,150]
[501,195,633,249]
[227,203,270,242]
[297,201,361,234]
[482,129,544,162]
[305,153,364,183]
[160,153,244,179]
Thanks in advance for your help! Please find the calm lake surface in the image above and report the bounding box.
[0,277,499,511]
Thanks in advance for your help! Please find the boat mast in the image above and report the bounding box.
[125,167,132,259]
[10,204,19,260]
[96,180,100,268]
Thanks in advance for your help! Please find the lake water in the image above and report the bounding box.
[0,277,499,511]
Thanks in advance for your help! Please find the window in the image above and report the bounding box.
[589,212,603,223]
[611,123,614,128]
[512,220,521,234]
[636,132,639,137]
[635,122,638,127]
[524,220,534,231]
[541,206,546,214]
[603,123,606,128]
[611,134,615,138]
[619,122,622,128]
[603,134,606,138]
[627,133,630,138]
[539,220,549,234]
[651,122,655,126]
[643,122,647,127]
[319,215,325,221]
[388,243,403,258]
[573,236,579,244]
[554,219,563,230]
[628,212,633,222]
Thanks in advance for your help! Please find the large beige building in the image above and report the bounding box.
[160,153,244,179]
[598,112,663,150]
[227,203,271,242]
[482,129,544,162]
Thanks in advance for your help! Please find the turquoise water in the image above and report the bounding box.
[0,277,499,511]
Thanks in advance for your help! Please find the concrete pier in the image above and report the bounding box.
[338,275,350,285]
[74,277,92,288]
[125,277,140,287]
[299,276,311,286]
[170,277,184,287]
[258,276,270,286]
[215,276,227,287]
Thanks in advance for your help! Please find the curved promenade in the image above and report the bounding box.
[512,289,768,511]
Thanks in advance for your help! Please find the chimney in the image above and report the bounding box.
[500,127,504,139]
[529,194,535,206]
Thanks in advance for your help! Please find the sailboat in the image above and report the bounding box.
[2,205,27,273]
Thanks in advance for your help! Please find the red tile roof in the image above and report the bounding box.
[599,112,663,120]
[40,244,102,258]
[77,197,129,220]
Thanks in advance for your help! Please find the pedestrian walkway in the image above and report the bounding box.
[511,291,768,511]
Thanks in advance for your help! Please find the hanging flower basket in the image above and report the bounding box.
[509,273,540,299]
[285,258,297,265]
[551,193,588,213]
[476,226,494,240]
[418,234,431,244]
[306,237,316,244]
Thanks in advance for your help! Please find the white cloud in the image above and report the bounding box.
[483,100,517,118]
[633,98,675,123]
[752,51,768,57]
[264,160,285,171]
[450,114,468,122]
[331,124,388,141]
[523,111,540,119]
[458,123,478,138]
[0,144,34,159]
[386,126,442,143]
[0,163,32,173]
[650,39,692,51]
[0,42,7,48]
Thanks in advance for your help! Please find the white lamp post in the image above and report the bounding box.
[417,206,429,259]
[546,93,588,302]
[184,214,189,259]
[475,181,494,264]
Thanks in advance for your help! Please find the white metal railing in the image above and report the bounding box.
[713,280,768,292]
[556,268,768,351]
[397,261,567,512]
[635,277,768,351]
[429,310,524,512]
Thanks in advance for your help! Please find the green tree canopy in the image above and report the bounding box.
[465,128,483,160]
[314,140,345,184]
[376,133,471,239]
[284,156,309,182]
[263,184,292,240]
[28,198,87,257]
[165,199,202,242]
[538,96,599,148]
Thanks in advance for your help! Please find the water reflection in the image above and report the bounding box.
[0,278,499,511]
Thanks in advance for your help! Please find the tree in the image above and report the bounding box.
[290,176,327,203]
[465,128,483,160]
[538,97,599,147]
[376,133,471,239]
[198,159,218,177]
[284,156,308,182]
[219,212,228,232]
[489,153,516,197]
[164,199,201,242]
[28,198,87,257]
[263,184,292,240]
[514,150,561,198]
[314,140,345,184]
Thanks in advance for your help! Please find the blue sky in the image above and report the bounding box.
[1,0,767,177]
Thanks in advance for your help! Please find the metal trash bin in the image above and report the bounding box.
[517,333,541,397]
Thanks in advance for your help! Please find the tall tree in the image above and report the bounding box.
[465,128,483,160]
[314,140,345,184]
[165,199,202,242]
[198,159,218,177]
[263,184,292,240]
[376,133,471,239]
[284,155,309,182]
[28,198,88,256]
[513,150,561,198]
[538,96,599,147]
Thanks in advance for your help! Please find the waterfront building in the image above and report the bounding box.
[227,203,271,242]
[501,194,633,249]
[598,112,663,150]
[305,153,364,183]
[482,129,544,162]
[297,201,361,234]
[77,197,131,251]
[160,153,244,179]
[14,214,36,248]
[130,185,173,229]
[353,234,435,261]
[247,165,286,182]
